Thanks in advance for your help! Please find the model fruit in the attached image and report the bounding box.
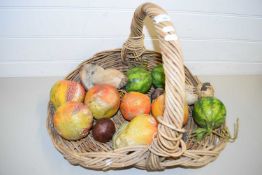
[185,84,198,105]
[193,97,226,140]
[80,64,104,90]
[53,102,93,140]
[50,80,86,109]
[197,82,215,98]
[79,64,104,90]
[151,88,164,100]
[84,84,120,119]
[151,94,189,125]
[151,64,165,88]
[92,119,116,143]
[183,103,189,126]
[151,94,165,118]
[113,114,157,149]
[93,68,127,89]
[126,67,152,93]
[120,92,151,121]
[185,82,214,105]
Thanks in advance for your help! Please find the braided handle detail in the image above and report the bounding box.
[121,3,186,170]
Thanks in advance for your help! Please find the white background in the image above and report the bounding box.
[0,0,262,76]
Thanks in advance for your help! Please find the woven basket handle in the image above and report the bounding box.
[121,3,186,169]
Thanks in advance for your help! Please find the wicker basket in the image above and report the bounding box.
[47,3,238,171]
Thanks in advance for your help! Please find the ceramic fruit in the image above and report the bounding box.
[151,94,165,118]
[183,103,189,126]
[120,92,151,121]
[185,84,198,105]
[53,102,93,140]
[193,97,226,129]
[151,94,189,125]
[80,64,104,90]
[50,80,86,109]
[84,84,120,119]
[125,67,152,93]
[197,82,215,98]
[92,119,116,143]
[193,97,226,140]
[151,64,165,88]
[93,68,127,89]
[151,88,164,100]
[113,114,158,149]
[80,64,127,89]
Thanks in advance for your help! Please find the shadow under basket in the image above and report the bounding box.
[47,3,238,171]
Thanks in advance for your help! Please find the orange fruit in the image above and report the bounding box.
[183,103,189,125]
[151,94,165,118]
[120,92,151,121]
[151,94,189,125]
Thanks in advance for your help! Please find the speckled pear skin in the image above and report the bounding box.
[113,114,158,149]
[53,102,93,140]
[50,80,86,109]
[84,84,120,119]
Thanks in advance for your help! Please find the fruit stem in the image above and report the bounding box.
[211,118,239,142]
